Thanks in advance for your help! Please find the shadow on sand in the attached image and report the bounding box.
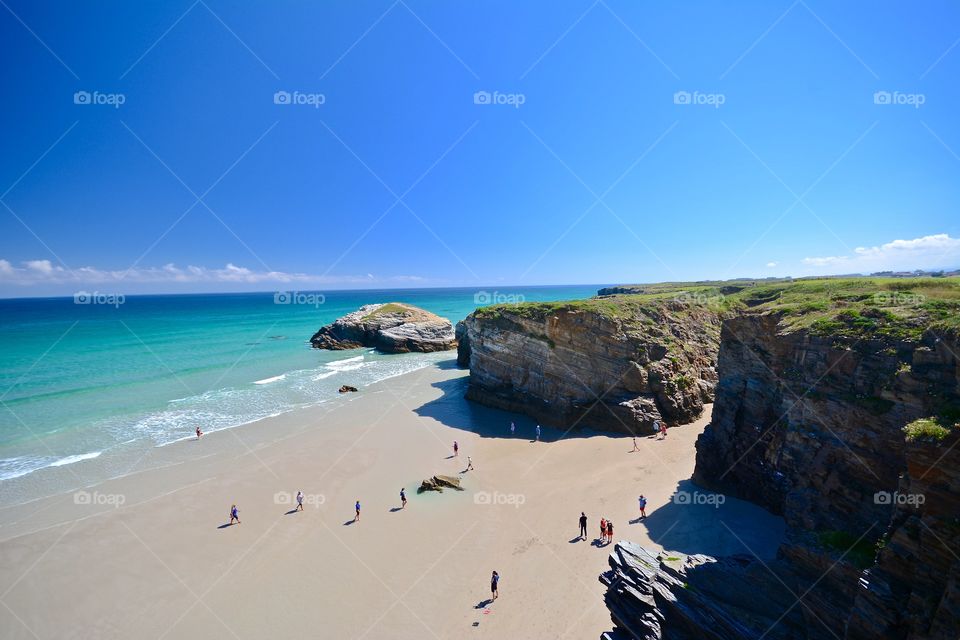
[217,523,235,529]
[412,375,620,443]
[475,599,493,609]
[343,519,357,526]
[636,479,786,557]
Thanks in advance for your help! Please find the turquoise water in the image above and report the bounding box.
[0,285,600,502]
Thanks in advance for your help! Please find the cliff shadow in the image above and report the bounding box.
[413,374,616,442]
[637,479,786,558]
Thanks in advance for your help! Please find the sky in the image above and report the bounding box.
[1,0,959,297]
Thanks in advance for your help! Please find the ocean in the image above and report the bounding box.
[0,285,600,505]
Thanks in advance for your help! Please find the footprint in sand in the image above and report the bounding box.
[513,537,539,555]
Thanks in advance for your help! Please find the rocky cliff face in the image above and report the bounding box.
[310,303,456,354]
[602,311,959,639]
[460,299,721,434]
[846,429,960,640]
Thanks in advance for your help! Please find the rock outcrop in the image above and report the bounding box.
[597,278,960,639]
[417,475,463,493]
[846,429,960,640]
[459,298,721,434]
[310,303,456,354]
[600,542,807,639]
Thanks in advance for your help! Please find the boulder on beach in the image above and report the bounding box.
[310,303,456,354]
[417,475,463,494]
[338,385,358,393]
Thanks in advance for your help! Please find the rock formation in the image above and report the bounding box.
[600,542,805,639]
[417,475,463,493]
[310,303,456,354]
[459,297,721,434]
[597,278,960,639]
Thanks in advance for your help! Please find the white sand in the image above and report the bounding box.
[0,359,785,639]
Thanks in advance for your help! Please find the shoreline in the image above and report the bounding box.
[0,359,785,639]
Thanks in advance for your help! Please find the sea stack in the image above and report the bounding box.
[310,302,456,354]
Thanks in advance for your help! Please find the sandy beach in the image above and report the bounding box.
[0,358,785,639]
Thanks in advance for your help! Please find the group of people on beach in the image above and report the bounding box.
[575,496,649,546]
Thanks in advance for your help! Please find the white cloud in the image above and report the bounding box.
[766,262,778,268]
[0,260,424,288]
[803,234,960,272]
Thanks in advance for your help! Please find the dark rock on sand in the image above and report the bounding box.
[417,475,463,494]
[311,303,456,354]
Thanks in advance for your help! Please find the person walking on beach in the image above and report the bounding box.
[466,456,474,471]
[535,424,541,441]
[638,495,647,519]
[229,504,240,525]
[599,517,607,544]
[630,436,639,452]
[579,512,588,539]
[296,491,304,512]
[453,441,459,457]
[400,488,407,509]
[490,571,500,601]
[606,520,614,545]
[196,426,203,439]
[658,421,668,439]
[354,500,361,522]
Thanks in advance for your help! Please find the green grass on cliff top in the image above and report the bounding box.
[473,277,960,341]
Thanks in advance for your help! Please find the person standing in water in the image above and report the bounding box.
[196,426,203,439]
[510,421,515,436]
[229,504,240,525]
[490,571,500,601]
[354,500,361,522]
[535,424,541,441]
[400,488,407,509]
[296,491,304,511]
[579,512,588,539]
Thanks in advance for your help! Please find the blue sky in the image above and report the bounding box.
[1,0,958,296]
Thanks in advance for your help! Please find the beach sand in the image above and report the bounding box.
[0,358,785,639]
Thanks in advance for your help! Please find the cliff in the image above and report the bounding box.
[310,303,456,354]
[459,295,723,434]
[599,277,960,639]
